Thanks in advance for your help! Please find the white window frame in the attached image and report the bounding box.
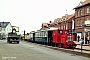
[78,10,82,17]
[86,18,89,21]
[78,20,82,26]
[86,7,89,14]
[68,36,72,41]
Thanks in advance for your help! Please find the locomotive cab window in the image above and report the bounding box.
[58,30,62,34]
[68,36,72,41]
[65,31,68,34]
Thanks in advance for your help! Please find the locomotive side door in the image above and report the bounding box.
[47,30,53,46]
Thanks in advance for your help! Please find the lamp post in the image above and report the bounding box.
[84,20,90,44]
[72,19,74,50]
[79,38,83,54]
[0,25,1,39]
[2,21,4,39]
[24,30,25,40]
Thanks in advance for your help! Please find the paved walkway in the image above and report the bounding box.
[25,40,90,57]
[41,41,90,57]
[74,41,90,54]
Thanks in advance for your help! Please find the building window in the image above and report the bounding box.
[86,7,89,14]
[64,25,65,29]
[81,10,82,16]
[58,30,62,34]
[61,26,63,29]
[78,10,82,17]
[78,11,79,17]
[78,20,82,26]
[2,28,5,31]
[76,11,78,17]
[66,23,68,30]
[86,18,89,21]
[7,28,8,31]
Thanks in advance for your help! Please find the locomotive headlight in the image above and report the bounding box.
[66,41,68,42]
[73,41,75,42]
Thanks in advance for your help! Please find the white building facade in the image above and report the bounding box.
[0,22,12,39]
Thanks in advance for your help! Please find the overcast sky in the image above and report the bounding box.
[0,0,85,34]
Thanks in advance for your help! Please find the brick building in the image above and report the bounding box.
[58,14,75,31]
[74,0,90,40]
[41,14,75,32]
[53,18,61,28]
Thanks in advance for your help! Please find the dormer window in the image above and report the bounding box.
[60,19,63,22]
[57,20,58,23]
[78,1,84,6]
[62,18,65,21]
[65,18,66,20]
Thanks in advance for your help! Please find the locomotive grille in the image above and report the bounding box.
[68,36,72,41]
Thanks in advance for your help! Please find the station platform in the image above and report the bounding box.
[41,41,90,57]
[24,40,90,57]
[74,41,90,54]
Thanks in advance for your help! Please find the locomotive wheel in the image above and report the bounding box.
[9,41,12,43]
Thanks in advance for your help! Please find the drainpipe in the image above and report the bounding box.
[84,6,85,44]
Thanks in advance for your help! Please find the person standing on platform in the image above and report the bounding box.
[87,35,90,44]
[77,35,80,42]
[85,35,87,44]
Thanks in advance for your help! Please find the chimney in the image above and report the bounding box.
[49,21,52,23]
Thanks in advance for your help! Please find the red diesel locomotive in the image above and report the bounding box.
[52,29,77,48]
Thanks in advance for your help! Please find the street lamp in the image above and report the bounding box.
[2,21,5,39]
[0,25,1,39]
[24,30,25,40]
